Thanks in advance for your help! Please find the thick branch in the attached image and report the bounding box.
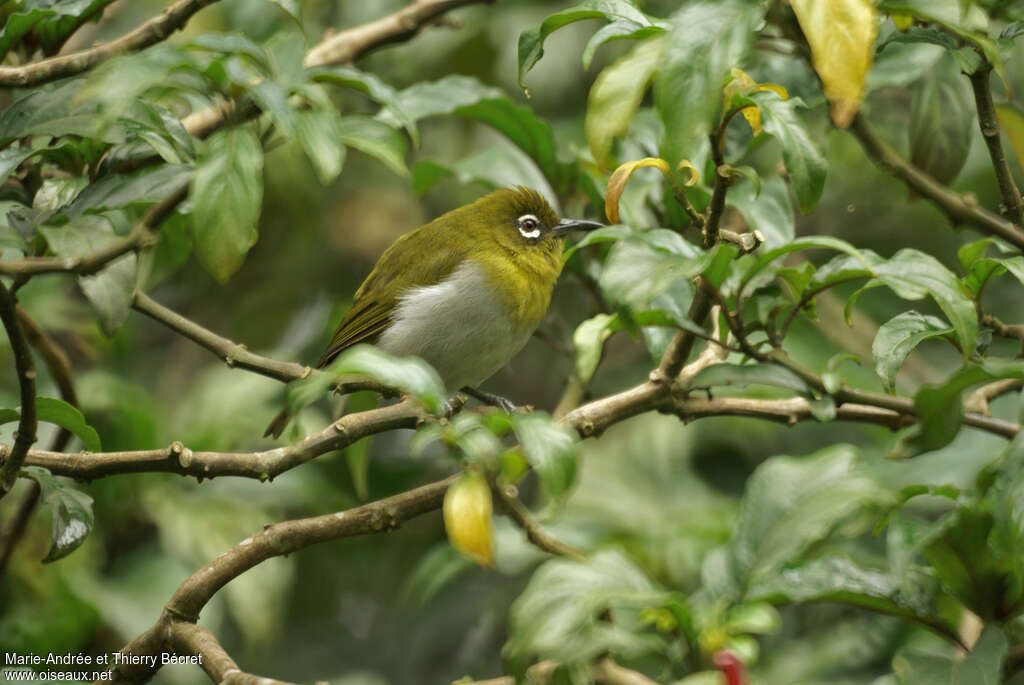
[101,476,455,683]
[0,0,221,88]
[849,115,1024,250]
[968,66,1024,226]
[0,280,36,498]
[17,399,427,481]
[171,623,300,685]
[0,183,188,277]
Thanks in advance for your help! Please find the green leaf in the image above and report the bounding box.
[747,556,947,630]
[311,65,417,145]
[684,362,812,395]
[249,79,299,138]
[585,36,664,170]
[457,98,559,185]
[749,92,828,214]
[899,360,1024,457]
[726,175,795,249]
[339,116,408,178]
[516,0,661,88]
[871,249,977,361]
[0,79,109,144]
[265,0,300,23]
[894,625,1007,684]
[729,445,895,589]
[504,550,666,675]
[411,142,555,205]
[511,413,578,500]
[37,215,137,333]
[909,53,973,186]
[191,126,264,283]
[295,108,346,184]
[68,164,192,216]
[188,33,272,73]
[995,103,1024,181]
[0,408,20,425]
[872,311,954,392]
[739,235,870,297]
[36,397,101,452]
[655,0,762,168]
[287,345,446,417]
[20,465,95,564]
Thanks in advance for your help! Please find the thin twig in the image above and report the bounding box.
[982,313,1024,353]
[964,379,1024,416]
[172,623,300,685]
[849,115,1024,250]
[15,305,78,452]
[0,280,37,498]
[968,65,1024,226]
[493,484,584,560]
[0,0,222,88]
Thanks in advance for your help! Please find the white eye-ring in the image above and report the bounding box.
[517,214,541,240]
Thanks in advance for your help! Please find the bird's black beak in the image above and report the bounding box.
[550,218,604,237]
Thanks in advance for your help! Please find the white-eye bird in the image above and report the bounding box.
[265,186,602,438]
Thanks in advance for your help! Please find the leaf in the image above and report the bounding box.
[791,0,878,127]
[504,550,666,675]
[748,92,828,214]
[654,0,762,168]
[604,157,669,223]
[411,142,556,206]
[36,397,101,452]
[511,413,578,500]
[726,175,794,248]
[443,471,494,567]
[898,360,1024,457]
[909,54,973,186]
[0,79,109,145]
[585,36,664,170]
[872,311,954,392]
[295,108,346,184]
[729,445,895,589]
[191,126,264,283]
[739,236,870,297]
[37,215,138,333]
[249,79,299,138]
[338,116,408,178]
[516,0,660,87]
[995,104,1024,179]
[894,625,1007,684]
[310,65,417,145]
[265,0,300,23]
[871,249,977,362]
[684,363,812,395]
[20,466,95,563]
[67,164,192,216]
[287,345,446,417]
[747,556,947,630]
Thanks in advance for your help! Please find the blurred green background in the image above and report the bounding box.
[2,1,1024,683]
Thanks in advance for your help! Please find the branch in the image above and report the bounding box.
[0,182,188,277]
[181,0,488,138]
[0,0,221,88]
[16,305,78,451]
[968,65,1024,226]
[101,476,455,683]
[171,623,300,685]
[0,280,37,498]
[965,378,1024,416]
[17,399,428,481]
[493,484,584,560]
[132,290,311,384]
[849,115,1024,250]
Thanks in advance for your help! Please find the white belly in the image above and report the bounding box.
[377,260,535,391]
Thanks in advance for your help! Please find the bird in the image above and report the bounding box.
[264,186,603,438]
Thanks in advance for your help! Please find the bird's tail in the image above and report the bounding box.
[263,406,291,439]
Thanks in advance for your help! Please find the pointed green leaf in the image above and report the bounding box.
[20,465,95,563]
[873,311,954,392]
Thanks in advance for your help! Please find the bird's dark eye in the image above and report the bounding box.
[517,213,541,239]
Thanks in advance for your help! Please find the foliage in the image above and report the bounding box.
[3,0,1024,684]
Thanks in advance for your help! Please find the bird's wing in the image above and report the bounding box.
[316,223,466,367]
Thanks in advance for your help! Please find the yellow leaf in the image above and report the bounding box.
[604,157,670,223]
[443,471,494,567]
[676,159,700,187]
[723,69,789,137]
[995,104,1024,178]
[791,0,878,128]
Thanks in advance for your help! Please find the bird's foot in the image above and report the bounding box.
[460,386,522,413]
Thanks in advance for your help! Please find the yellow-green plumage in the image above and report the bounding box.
[265,186,598,439]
